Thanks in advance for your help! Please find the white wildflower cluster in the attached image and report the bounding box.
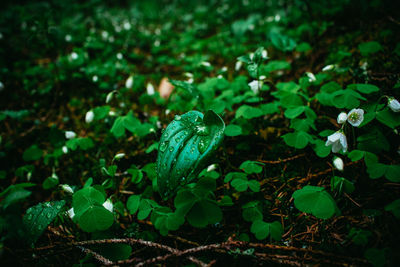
[326,108,365,153]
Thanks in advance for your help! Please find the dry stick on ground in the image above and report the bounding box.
[29,237,368,266]
[257,153,306,164]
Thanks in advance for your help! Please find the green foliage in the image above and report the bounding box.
[270,32,297,52]
[239,161,264,174]
[23,145,43,161]
[250,220,283,241]
[1,0,399,265]
[282,131,313,149]
[224,124,242,136]
[72,186,114,232]
[331,176,355,194]
[23,200,66,245]
[384,199,400,219]
[156,110,225,199]
[358,41,382,56]
[293,186,338,219]
[174,181,222,228]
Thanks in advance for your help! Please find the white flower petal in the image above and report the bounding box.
[333,157,344,171]
[103,199,113,212]
[65,131,76,139]
[347,108,364,127]
[388,98,400,112]
[146,83,155,95]
[337,112,348,124]
[125,76,134,88]
[85,110,94,123]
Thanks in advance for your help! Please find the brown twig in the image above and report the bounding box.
[76,245,114,266]
[257,153,306,164]
[28,237,368,266]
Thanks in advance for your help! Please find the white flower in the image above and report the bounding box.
[65,34,72,42]
[92,75,98,82]
[322,64,334,71]
[106,91,115,103]
[156,121,162,129]
[67,208,75,219]
[262,49,268,59]
[337,112,348,124]
[259,75,266,80]
[217,74,223,79]
[184,72,193,78]
[187,78,194,83]
[70,52,78,60]
[306,72,316,82]
[200,61,211,67]
[207,164,217,172]
[65,131,76,139]
[235,61,243,71]
[109,110,116,116]
[347,108,364,127]
[388,98,400,112]
[62,146,68,154]
[333,157,344,171]
[114,153,125,160]
[221,66,228,72]
[249,53,254,61]
[101,31,109,39]
[61,184,74,194]
[165,109,171,115]
[85,110,94,123]
[116,53,123,60]
[146,83,155,95]
[103,199,113,212]
[274,14,281,22]
[125,76,134,88]
[0,81,4,91]
[326,131,348,153]
[123,21,131,30]
[248,80,261,94]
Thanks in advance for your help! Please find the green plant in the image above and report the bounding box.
[156,110,225,199]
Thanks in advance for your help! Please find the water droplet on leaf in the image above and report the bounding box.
[159,141,168,152]
[195,124,210,136]
[198,138,211,154]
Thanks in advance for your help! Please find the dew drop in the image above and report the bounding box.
[169,147,174,152]
[46,213,52,219]
[175,137,180,143]
[180,177,186,185]
[27,214,33,220]
[195,124,210,136]
[198,138,211,154]
[159,141,168,152]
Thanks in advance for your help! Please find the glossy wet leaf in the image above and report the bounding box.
[23,200,66,244]
[156,110,225,199]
